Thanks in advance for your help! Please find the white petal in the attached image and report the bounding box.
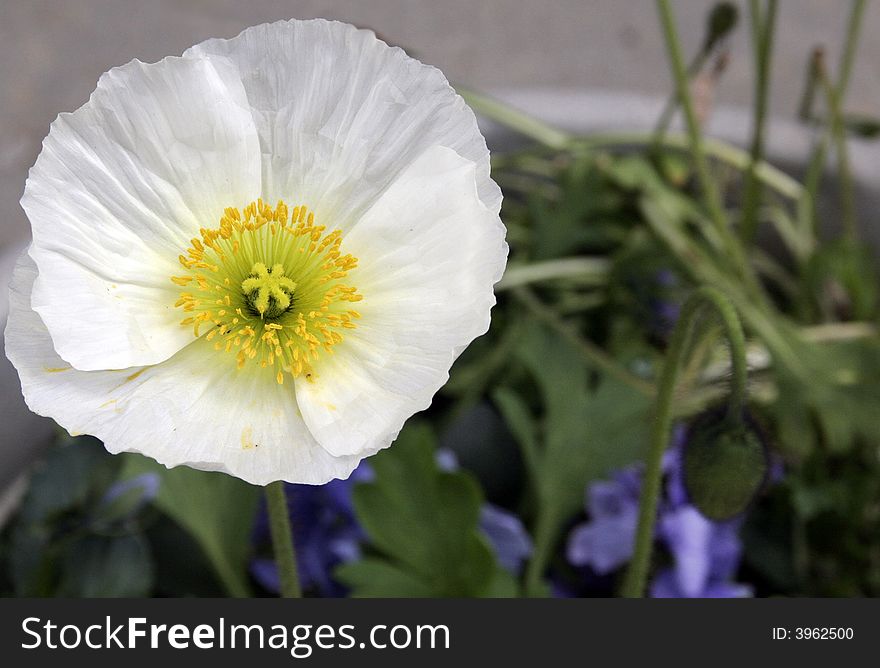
[186,19,501,226]
[295,146,507,456]
[5,253,364,486]
[24,54,262,370]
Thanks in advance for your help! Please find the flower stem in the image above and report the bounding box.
[836,0,868,102]
[651,36,711,154]
[740,0,778,244]
[524,506,562,597]
[815,49,857,240]
[458,88,572,149]
[265,481,302,598]
[802,0,867,238]
[621,286,748,598]
[577,132,803,200]
[496,257,610,292]
[656,0,765,304]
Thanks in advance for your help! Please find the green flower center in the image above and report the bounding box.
[170,200,363,384]
[242,262,297,319]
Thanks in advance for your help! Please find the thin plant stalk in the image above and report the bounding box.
[652,41,712,153]
[740,0,778,244]
[802,0,868,237]
[815,56,857,239]
[458,88,571,149]
[265,481,303,598]
[621,287,749,598]
[496,257,610,292]
[656,0,762,301]
[581,132,803,200]
[836,0,868,100]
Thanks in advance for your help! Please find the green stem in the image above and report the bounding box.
[740,0,778,244]
[816,51,857,239]
[652,46,710,154]
[488,127,805,205]
[797,50,820,122]
[801,321,877,341]
[802,59,830,236]
[496,257,610,292]
[458,88,572,149]
[656,0,761,299]
[214,555,251,598]
[265,481,302,598]
[578,131,803,200]
[524,505,562,597]
[640,195,806,378]
[836,0,868,101]
[801,0,867,237]
[621,286,748,598]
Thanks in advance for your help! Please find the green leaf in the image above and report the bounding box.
[773,337,880,455]
[58,534,154,597]
[484,568,521,598]
[602,155,666,193]
[492,386,540,477]
[146,516,227,597]
[18,437,117,524]
[494,321,652,588]
[804,238,878,322]
[335,559,435,598]
[119,454,259,597]
[799,337,879,454]
[515,322,652,521]
[527,155,631,260]
[343,423,498,597]
[8,523,56,596]
[771,370,817,459]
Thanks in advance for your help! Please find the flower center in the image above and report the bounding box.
[171,200,362,384]
[242,262,297,319]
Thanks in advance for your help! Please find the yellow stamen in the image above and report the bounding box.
[171,200,361,383]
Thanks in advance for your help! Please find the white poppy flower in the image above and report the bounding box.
[4,19,506,485]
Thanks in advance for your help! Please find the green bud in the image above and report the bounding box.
[843,113,880,139]
[703,3,739,53]
[683,409,768,521]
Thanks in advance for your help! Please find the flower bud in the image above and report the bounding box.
[703,3,739,54]
[682,408,768,521]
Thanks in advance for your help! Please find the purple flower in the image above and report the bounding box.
[565,426,755,597]
[654,506,751,597]
[480,504,533,575]
[102,472,161,507]
[650,569,753,598]
[95,472,160,522]
[566,478,639,574]
[566,429,683,575]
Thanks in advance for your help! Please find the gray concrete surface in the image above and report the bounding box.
[2,1,879,250]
